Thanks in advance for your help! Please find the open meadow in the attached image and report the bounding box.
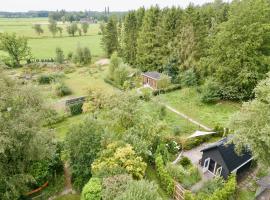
[0,17,104,59]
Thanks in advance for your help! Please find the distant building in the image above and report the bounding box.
[142,71,162,90]
[200,138,253,179]
[79,17,97,24]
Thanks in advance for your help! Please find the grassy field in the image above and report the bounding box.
[142,101,198,137]
[0,17,104,59]
[155,88,241,128]
[54,194,80,200]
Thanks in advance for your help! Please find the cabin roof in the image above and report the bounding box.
[142,71,161,80]
[201,138,252,172]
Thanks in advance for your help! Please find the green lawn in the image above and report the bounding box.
[235,189,255,200]
[142,101,198,137]
[155,88,241,128]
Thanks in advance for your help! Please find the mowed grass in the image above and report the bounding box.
[142,101,198,136]
[54,194,80,200]
[0,17,104,59]
[155,88,241,128]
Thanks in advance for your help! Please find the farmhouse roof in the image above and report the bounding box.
[142,71,162,80]
[201,137,252,172]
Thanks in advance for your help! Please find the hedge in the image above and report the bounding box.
[153,84,181,96]
[69,102,83,116]
[104,78,124,90]
[155,154,175,196]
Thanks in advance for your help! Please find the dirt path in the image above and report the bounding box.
[95,58,110,66]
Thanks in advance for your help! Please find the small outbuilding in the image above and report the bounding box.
[142,71,162,90]
[200,138,252,179]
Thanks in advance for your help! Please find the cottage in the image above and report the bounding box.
[200,138,252,179]
[141,71,161,90]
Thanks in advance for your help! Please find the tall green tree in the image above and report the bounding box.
[122,11,138,66]
[0,33,31,67]
[230,73,270,166]
[33,24,44,35]
[202,0,270,100]
[136,6,161,71]
[101,16,119,57]
[66,22,78,36]
[48,19,58,37]
[65,117,103,190]
[81,22,89,35]
[0,71,56,199]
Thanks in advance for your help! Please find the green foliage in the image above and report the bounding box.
[81,22,89,35]
[69,102,83,116]
[201,0,270,100]
[139,87,152,101]
[66,22,78,36]
[152,84,181,96]
[230,73,270,166]
[155,143,169,163]
[157,74,171,90]
[92,143,147,179]
[81,178,102,200]
[101,16,119,57]
[101,174,132,200]
[159,105,167,120]
[115,179,162,200]
[55,47,65,64]
[0,72,57,199]
[113,63,129,86]
[179,156,192,168]
[200,78,221,103]
[33,24,44,35]
[0,33,31,67]
[166,140,181,154]
[179,68,198,87]
[155,154,174,195]
[48,19,58,37]
[38,74,54,84]
[72,46,92,65]
[55,83,72,97]
[65,117,103,191]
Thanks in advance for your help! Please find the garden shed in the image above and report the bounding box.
[142,71,161,90]
[200,138,252,179]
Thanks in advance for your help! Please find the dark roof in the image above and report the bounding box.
[201,138,252,172]
[142,71,161,80]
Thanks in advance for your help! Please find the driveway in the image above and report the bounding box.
[182,143,209,165]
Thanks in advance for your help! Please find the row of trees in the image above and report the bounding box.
[101,0,270,101]
[35,20,90,37]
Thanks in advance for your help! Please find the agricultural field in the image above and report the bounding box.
[0,17,104,59]
[155,88,241,128]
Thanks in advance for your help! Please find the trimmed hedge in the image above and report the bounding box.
[155,154,175,196]
[153,84,181,96]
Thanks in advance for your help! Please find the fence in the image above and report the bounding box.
[174,181,185,200]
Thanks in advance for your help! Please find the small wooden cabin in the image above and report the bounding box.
[201,138,252,179]
[142,71,162,90]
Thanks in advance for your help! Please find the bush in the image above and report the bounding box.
[55,47,64,64]
[153,84,181,96]
[173,126,181,136]
[200,78,221,103]
[167,140,181,154]
[102,174,132,200]
[73,46,92,65]
[38,74,53,84]
[179,68,198,87]
[81,178,102,200]
[104,78,124,90]
[43,109,66,127]
[55,83,72,97]
[180,157,192,168]
[155,154,175,196]
[140,87,152,101]
[69,102,83,115]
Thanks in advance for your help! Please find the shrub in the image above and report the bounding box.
[38,74,53,84]
[55,83,72,97]
[81,178,102,200]
[55,47,64,64]
[155,154,174,196]
[102,174,132,200]
[73,46,92,65]
[179,68,198,87]
[173,126,181,136]
[167,140,181,154]
[140,88,152,101]
[180,157,192,168]
[159,105,167,120]
[43,109,66,127]
[69,102,83,115]
[153,84,181,96]
[200,78,221,103]
[115,180,162,200]
[155,143,170,163]
[113,63,129,86]
[157,74,171,90]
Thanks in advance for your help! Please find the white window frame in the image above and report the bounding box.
[216,166,222,176]
[203,158,210,173]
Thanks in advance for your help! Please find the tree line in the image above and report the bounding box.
[101,0,270,101]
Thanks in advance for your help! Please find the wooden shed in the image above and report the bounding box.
[141,71,162,90]
[200,138,252,179]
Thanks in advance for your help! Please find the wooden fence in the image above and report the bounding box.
[174,181,185,200]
